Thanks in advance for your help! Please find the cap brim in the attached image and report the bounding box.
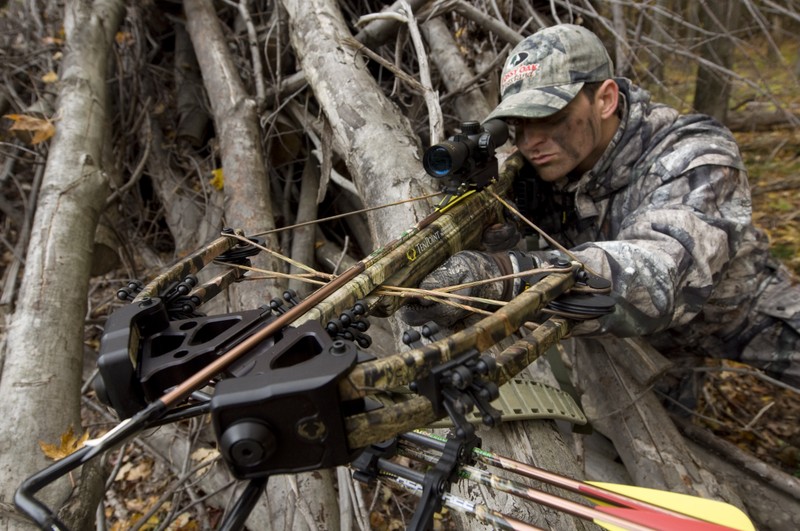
[486,82,584,121]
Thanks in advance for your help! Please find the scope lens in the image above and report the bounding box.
[423,146,454,177]
[423,141,469,178]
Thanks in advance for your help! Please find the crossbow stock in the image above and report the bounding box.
[16,125,753,531]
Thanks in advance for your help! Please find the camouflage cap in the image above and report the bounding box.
[486,24,614,121]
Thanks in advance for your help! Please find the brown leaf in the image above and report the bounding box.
[4,113,56,144]
[115,31,135,47]
[38,426,90,461]
[115,459,153,482]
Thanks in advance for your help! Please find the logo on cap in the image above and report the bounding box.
[501,58,539,94]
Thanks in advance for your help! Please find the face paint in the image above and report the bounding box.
[512,92,606,182]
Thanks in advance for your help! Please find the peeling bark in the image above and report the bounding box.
[0,1,125,528]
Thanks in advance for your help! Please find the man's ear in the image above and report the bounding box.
[596,79,619,119]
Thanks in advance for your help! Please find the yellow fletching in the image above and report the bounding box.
[587,481,755,531]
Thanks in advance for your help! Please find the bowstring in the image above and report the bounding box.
[248,191,443,237]
[217,190,587,316]
[488,189,602,278]
[216,191,443,284]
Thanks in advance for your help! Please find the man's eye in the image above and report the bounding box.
[505,118,521,127]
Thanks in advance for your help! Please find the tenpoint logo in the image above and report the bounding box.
[406,230,443,262]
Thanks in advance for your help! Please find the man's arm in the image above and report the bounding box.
[570,164,758,337]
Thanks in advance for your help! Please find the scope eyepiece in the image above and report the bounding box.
[422,119,509,179]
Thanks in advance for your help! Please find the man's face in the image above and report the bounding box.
[509,90,607,182]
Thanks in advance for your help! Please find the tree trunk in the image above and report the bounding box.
[567,337,747,508]
[648,0,672,81]
[610,2,634,78]
[0,1,125,528]
[280,0,435,248]
[183,0,284,309]
[141,112,223,255]
[692,1,742,123]
[288,160,321,296]
[421,17,493,122]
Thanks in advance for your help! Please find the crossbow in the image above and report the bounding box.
[16,122,753,531]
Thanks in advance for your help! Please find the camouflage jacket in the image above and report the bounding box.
[517,79,775,359]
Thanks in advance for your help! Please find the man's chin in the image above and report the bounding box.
[532,165,569,182]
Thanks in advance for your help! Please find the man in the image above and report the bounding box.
[401,24,799,386]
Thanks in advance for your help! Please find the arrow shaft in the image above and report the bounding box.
[480,449,667,511]
[405,431,743,530]
[457,464,658,531]
[473,446,724,524]
[399,441,658,531]
[387,474,543,531]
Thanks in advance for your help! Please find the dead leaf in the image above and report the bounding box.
[210,168,224,190]
[166,512,199,531]
[115,459,153,482]
[125,495,155,513]
[4,113,56,144]
[190,447,219,464]
[115,32,135,47]
[189,447,219,476]
[38,426,90,461]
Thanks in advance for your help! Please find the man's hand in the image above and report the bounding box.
[481,222,520,252]
[399,250,512,327]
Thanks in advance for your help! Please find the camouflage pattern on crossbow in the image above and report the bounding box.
[14,131,626,531]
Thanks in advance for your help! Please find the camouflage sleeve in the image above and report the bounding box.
[568,164,753,337]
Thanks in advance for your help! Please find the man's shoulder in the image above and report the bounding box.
[654,114,746,176]
[621,81,744,173]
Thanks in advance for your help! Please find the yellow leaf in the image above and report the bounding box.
[210,168,224,190]
[190,446,219,475]
[190,446,219,464]
[38,426,90,461]
[115,32,134,46]
[41,71,58,84]
[166,512,199,531]
[4,113,56,145]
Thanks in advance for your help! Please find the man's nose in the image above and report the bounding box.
[517,124,548,148]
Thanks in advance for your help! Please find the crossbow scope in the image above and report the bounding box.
[422,119,508,186]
